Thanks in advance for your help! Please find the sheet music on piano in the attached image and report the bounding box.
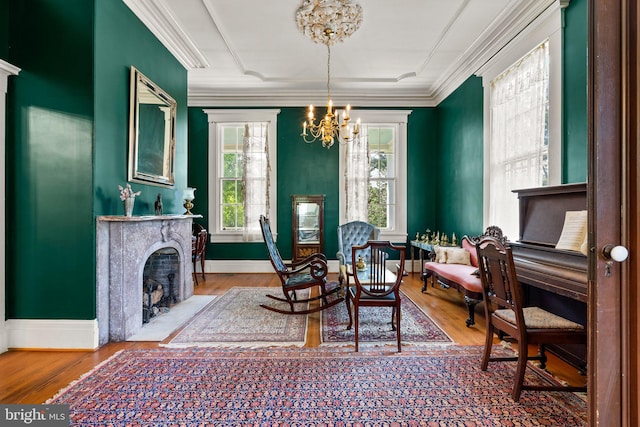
[555,210,588,254]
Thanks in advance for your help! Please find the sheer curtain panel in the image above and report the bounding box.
[488,41,549,238]
[242,122,270,241]
[343,125,369,222]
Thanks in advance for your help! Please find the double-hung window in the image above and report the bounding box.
[204,109,280,242]
[339,110,411,242]
[478,3,564,239]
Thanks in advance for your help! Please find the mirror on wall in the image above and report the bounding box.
[128,66,176,187]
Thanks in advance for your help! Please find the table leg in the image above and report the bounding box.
[411,245,416,274]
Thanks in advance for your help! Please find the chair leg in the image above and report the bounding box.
[481,324,494,371]
[319,283,329,306]
[346,292,353,330]
[396,303,401,352]
[537,344,548,369]
[390,307,396,331]
[512,340,529,402]
[200,257,205,279]
[193,260,199,286]
[354,305,359,352]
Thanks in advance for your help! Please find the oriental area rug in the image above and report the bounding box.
[48,346,587,426]
[163,287,309,348]
[321,290,452,346]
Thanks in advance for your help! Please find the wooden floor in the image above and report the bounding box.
[0,272,587,404]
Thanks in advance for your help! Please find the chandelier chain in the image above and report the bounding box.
[326,43,331,101]
[297,0,362,148]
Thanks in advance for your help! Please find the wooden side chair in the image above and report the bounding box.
[345,240,405,352]
[192,223,207,285]
[475,236,587,401]
[259,215,343,315]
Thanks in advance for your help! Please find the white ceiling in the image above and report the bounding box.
[123,0,556,107]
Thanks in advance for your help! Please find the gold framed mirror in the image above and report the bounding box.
[128,66,176,187]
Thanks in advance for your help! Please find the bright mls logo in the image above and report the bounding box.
[0,405,69,426]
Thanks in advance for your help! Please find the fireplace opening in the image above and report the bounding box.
[142,248,179,324]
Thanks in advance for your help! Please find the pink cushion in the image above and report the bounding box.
[462,238,478,267]
[424,262,483,293]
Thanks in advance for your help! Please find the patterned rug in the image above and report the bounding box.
[48,346,587,426]
[321,290,452,346]
[163,287,309,348]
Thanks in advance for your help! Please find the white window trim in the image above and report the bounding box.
[204,109,280,243]
[476,1,566,231]
[339,109,411,242]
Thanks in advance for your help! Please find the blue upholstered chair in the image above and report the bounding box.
[337,221,380,285]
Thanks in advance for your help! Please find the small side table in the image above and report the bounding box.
[410,240,434,276]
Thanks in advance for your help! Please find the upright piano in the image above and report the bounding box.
[510,183,587,370]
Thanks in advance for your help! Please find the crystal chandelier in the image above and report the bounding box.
[296,0,363,148]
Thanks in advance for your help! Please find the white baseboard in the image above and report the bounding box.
[6,319,99,350]
[204,259,341,274]
[0,320,7,353]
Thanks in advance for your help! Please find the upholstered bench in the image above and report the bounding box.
[422,236,482,327]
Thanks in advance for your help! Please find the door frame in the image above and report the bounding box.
[0,60,20,354]
[589,0,637,424]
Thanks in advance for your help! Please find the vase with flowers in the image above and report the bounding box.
[119,183,141,217]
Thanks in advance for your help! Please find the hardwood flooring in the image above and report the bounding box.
[0,272,587,404]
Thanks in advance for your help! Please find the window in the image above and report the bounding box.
[477,3,564,239]
[204,109,280,242]
[339,110,411,242]
[488,41,550,238]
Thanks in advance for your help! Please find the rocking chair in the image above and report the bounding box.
[259,215,344,315]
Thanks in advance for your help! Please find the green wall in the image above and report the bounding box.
[6,0,96,319]
[5,0,188,320]
[187,106,438,260]
[94,0,188,217]
[563,0,588,183]
[2,0,587,321]
[435,76,485,239]
[0,0,8,59]
[433,0,589,236]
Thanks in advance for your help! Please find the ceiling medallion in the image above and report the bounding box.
[295,0,363,45]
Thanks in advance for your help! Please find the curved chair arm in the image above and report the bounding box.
[336,251,347,266]
[287,256,328,280]
[288,252,327,269]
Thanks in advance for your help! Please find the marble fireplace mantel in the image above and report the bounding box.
[96,215,197,345]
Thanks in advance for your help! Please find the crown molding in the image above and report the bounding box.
[188,91,437,108]
[123,0,208,69]
[430,0,558,104]
[129,0,566,107]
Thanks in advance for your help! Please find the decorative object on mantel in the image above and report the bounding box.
[118,183,141,217]
[154,193,163,216]
[183,187,196,215]
[296,0,362,148]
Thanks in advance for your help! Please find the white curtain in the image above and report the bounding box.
[489,41,549,239]
[242,122,270,241]
[344,125,369,222]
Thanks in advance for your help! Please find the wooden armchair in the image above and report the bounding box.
[259,215,343,315]
[476,236,587,401]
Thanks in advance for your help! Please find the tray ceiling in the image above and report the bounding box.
[124,0,557,106]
